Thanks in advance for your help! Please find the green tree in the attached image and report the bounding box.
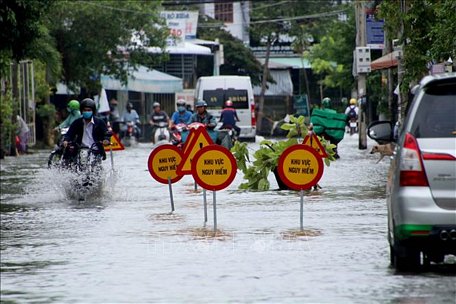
[249,0,344,129]
[48,0,169,93]
[0,0,57,156]
[303,5,355,100]
[378,0,456,108]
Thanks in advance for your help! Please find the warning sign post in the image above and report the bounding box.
[104,133,125,151]
[148,145,183,212]
[191,144,237,232]
[278,144,324,231]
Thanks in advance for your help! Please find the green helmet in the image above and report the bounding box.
[322,97,331,108]
[68,100,80,111]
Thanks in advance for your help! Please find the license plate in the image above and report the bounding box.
[350,122,357,127]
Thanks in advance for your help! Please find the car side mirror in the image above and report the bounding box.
[367,121,394,144]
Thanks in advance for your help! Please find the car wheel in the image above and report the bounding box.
[390,244,421,271]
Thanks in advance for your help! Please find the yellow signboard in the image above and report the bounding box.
[104,133,125,151]
[277,144,323,190]
[191,145,237,191]
[148,145,183,184]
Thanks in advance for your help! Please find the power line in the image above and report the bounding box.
[250,8,349,24]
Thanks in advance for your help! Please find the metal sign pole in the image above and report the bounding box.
[213,191,217,232]
[168,177,175,213]
[203,189,208,225]
[300,190,304,231]
[109,144,114,171]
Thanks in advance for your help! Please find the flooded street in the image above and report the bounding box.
[1,135,455,303]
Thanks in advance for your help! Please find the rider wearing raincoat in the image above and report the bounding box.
[58,100,81,129]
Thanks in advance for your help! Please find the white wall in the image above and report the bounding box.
[202,1,250,45]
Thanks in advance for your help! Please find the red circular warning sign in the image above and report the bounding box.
[191,145,237,191]
[277,144,324,190]
[148,145,183,184]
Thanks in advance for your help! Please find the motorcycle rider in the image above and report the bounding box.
[219,99,241,137]
[190,100,217,129]
[321,97,333,111]
[109,98,121,134]
[56,100,81,129]
[345,98,359,134]
[149,102,169,139]
[120,102,141,139]
[345,98,359,119]
[170,99,192,129]
[189,100,218,143]
[63,98,110,161]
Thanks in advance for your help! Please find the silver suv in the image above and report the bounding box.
[368,72,456,271]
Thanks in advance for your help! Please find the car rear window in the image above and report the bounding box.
[410,81,456,138]
[203,89,249,109]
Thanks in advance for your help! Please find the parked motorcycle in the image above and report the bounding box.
[151,121,171,145]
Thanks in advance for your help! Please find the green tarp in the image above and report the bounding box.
[310,108,347,143]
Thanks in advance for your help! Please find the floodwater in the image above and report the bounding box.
[1,135,455,303]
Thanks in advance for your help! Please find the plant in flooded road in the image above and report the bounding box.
[232,115,337,190]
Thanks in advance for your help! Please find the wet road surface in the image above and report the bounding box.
[1,135,455,303]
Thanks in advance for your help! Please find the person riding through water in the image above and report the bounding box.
[190,100,217,128]
[321,97,333,110]
[169,99,192,129]
[149,102,170,140]
[63,98,111,161]
[219,99,241,137]
[310,96,346,159]
[56,100,81,130]
[120,102,141,139]
[345,98,359,119]
[190,100,217,142]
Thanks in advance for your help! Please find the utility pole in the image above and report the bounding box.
[355,0,367,150]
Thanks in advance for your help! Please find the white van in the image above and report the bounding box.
[195,76,256,141]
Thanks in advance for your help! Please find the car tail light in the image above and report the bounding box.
[250,103,256,127]
[399,133,429,187]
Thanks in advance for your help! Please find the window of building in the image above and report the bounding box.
[214,2,233,23]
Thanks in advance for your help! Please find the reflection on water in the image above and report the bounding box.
[1,138,455,303]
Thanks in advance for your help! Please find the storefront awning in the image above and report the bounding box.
[268,57,311,69]
[253,69,293,96]
[147,41,212,55]
[100,66,183,93]
[371,50,400,71]
[258,57,311,69]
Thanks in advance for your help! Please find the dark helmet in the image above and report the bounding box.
[127,102,133,110]
[195,100,207,108]
[80,98,96,113]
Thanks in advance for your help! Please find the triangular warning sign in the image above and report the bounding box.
[302,133,328,158]
[104,133,125,151]
[181,128,198,155]
[177,128,213,175]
